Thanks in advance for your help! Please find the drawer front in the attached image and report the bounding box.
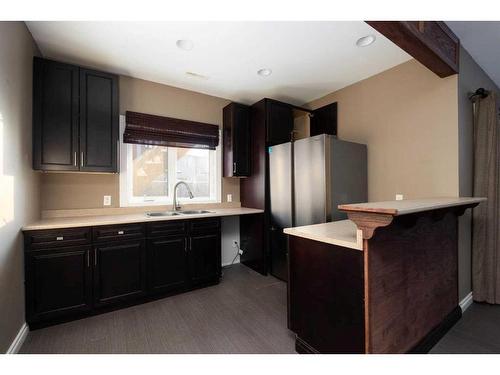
[147,220,187,238]
[25,227,92,250]
[93,223,145,243]
[189,217,221,234]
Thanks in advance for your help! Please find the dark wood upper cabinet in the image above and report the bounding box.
[223,102,250,177]
[366,21,460,78]
[33,57,119,173]
[310,102,337,137]
[33,57,79,171]
[266,99,294,146]
[79,68,119,172]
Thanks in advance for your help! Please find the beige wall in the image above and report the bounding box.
[306,59,459,201]
[0,22,40,352]
[40,75,239,210]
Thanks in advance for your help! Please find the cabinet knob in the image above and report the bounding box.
[117,230,124,235]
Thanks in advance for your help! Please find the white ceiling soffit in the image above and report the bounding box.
[447,21,500,89]
[26,21,411,105]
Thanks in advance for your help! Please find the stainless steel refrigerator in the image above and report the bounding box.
[269,134,367,281]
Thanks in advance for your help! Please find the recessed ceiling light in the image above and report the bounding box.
[185,71,209,80]
[257,68,272,77]
[356,35,376,47]
[176,39,194,51]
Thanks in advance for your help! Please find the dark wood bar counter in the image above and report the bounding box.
[284,198,485,354]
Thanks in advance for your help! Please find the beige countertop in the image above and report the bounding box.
[284,220,363,251]
[338,197,486,216]
[23,207,264,231]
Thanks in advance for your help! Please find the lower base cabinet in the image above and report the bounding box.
[25,246,93,324]
[24,217,221,328]
[189,233,221,285]
[93,240,147,307]
[148,236,188,294]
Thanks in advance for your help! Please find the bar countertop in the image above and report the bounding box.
[284,197,486,249]
[284,220,363,250]
[338,197,486,216]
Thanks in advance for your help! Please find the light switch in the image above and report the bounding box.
[103,195,112,206]
[395,194,404,201]
[227,194,233,203]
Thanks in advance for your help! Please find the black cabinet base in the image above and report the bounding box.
[408,305,462,354]
[295,336,319,354]
[27,277,220,330]
[295,306,462,354]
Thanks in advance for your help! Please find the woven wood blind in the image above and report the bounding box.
[124,111,220,150]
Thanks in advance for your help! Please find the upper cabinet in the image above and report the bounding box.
[310,102,337,137]
[33,57,119,173]
[223,102,251,177]
[266,99,294,146]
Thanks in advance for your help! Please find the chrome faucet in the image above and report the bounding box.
[173,181,194,211]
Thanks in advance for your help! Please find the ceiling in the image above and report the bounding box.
[26,21,411,105]
[447,21,500,89]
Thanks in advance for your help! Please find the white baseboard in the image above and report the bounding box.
[459,292,474,313]
[6,322,29,354]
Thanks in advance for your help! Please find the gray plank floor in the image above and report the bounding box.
[20,263,500,354]
[431,302,500,354]
[20,264,296,354]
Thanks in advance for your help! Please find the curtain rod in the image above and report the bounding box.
[469,87,490,101]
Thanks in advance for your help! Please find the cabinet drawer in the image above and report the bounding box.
[147,220,187,238]
[189,218,221,234]
[25,227,92,250]
[92,223,145,243]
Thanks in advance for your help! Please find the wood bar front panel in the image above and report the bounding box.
[289,236,365,353]
[365,212,458,353]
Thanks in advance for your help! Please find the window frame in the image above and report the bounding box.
[119,115,222,207]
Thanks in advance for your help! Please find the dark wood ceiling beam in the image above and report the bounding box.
[366,21,460,78]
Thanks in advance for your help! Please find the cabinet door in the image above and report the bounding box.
[25,246,92,324]
[79,68,119,172]
[33,57,79,171]
[148,236,188,294]
[189,234,221,285]
[310,102,337,136]
[266,100,293,146]
[93,240,146,307]
[223,102,250,177]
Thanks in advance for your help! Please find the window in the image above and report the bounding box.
[119,119,221,207]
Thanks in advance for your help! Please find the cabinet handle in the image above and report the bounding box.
[117,230,124,235]
[74,152,77,167]
[184,239,188,253]
[233,162,236,174]
[94,248,97,266]
[56,236,64,241]
[87,251,90,268]
[81,152,84,168]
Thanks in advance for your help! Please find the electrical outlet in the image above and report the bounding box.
[227,193,233,203]
[395,194,404,201]
[233,241,238,248]
[103,195,112,206]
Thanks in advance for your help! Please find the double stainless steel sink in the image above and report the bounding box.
[146,210,213,217]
